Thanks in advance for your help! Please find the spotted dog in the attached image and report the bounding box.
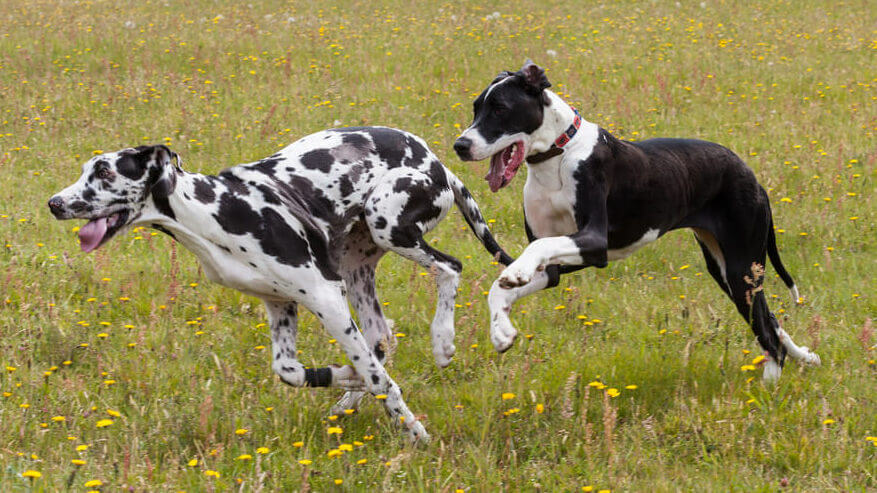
[454,62,821,382]
[48,127,512,443]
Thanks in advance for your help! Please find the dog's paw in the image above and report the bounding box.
[498,259,541,289]
[331,391,366,416]
[405,420,430,445]
[762,358,782,383]
[798,347,821,366]
[490,313,518,353]
[433,342,456,368]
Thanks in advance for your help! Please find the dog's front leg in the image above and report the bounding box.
[498,228,607,289]
[264,300,364,390]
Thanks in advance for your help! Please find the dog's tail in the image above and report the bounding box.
[767,214,799,304]
[444,169,514,266]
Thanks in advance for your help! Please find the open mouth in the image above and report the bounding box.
[485,141,525,192]
[78,210,129,253]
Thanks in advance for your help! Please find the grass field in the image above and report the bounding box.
[1,0,874,490]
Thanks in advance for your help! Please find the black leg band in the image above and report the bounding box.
[304,367,333,387]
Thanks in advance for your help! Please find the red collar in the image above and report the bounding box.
[527,108,582,164]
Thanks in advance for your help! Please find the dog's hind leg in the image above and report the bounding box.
[264,300,364,390]
[366,169,462,368]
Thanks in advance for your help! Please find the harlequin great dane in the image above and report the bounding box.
[48,126,513,443]
[453,62,821,382]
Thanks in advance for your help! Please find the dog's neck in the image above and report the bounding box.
[136,171,234,277]
[523,91,601,191]
[527,91,600,165]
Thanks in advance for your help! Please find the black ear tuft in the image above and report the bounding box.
[519,60,551,94]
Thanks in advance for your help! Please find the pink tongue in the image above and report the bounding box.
[486,153,505,192]
[78,217,108,253]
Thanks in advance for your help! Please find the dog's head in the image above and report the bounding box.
[47,145,180,252]
[454,60,551,192]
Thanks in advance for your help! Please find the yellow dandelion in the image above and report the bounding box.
[357,458,368,465]
[334,479,343,485]
[327,449,343,458]
[256,447,269,454]
[22,470,41,479]
[327,426,343,435]
[501,392,516,400]
[606,388,620,398]
[204,470,220,478]
[536,403,545,414]
[84,479,103,488]
[298,459,312,465]
[625,385,638,390]
[338,443,354,452]
[187,459,198,467]
[51,415,66,422]
[237,454,253,460]
[234,428,248,435]
[71,459,86,466]
[76,444,89,451]
[106,409,120,417]
[823,419,835,425]
[293,441,304,448]
[95,419,113,428]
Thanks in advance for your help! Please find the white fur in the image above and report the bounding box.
[607,228,660,261]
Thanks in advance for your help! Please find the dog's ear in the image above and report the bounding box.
[147,145,180,200]
[519,60,551,94]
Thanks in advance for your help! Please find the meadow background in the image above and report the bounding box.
[0,0,874,490]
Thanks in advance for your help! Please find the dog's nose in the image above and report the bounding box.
[47,196,64,217]
[453,137,472,160]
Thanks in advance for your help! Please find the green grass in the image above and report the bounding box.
[1,0,874,490]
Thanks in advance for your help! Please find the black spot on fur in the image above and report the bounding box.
[218,171,250,195]
[256,184,281,205]
[116,155,146,180]
[336,131,372,152]
[338,174,354,197]
[193,178,216,204]
[213,193,261,235]
[374,216,387,229]
[300,149,334,172]
[373,342,385,361]
[250,157,285,176]
[81,188,96,201]
[393,177,413,193]
[258,207,311,267]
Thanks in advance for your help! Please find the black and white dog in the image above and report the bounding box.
[48,127,512,442]
[454,62,820,382]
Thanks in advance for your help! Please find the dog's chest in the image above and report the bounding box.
[522,169,578,238]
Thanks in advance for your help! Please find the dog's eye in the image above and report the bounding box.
[96,168,111,180]
[493,106,507,116]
